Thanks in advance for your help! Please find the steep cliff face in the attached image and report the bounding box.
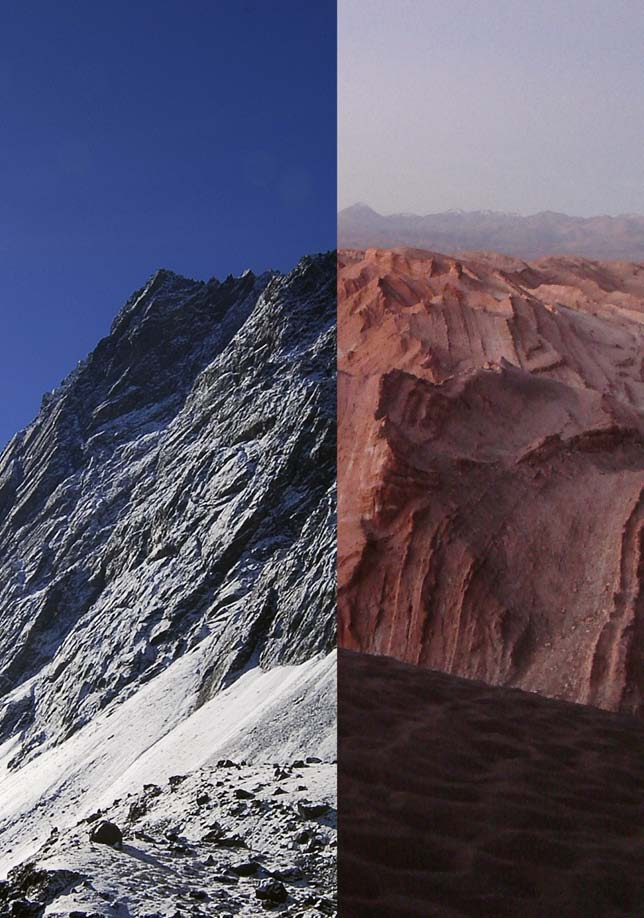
[0,251,336,769]
[338,247,644,714]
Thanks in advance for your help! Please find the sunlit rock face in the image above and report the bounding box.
[0,252,336,767]
[338,246,644,715]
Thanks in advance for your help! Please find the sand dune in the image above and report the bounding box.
[339,649,644,918]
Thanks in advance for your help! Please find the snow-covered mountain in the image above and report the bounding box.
[0,253,337,915]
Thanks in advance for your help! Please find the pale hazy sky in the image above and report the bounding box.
[339,0,644,216]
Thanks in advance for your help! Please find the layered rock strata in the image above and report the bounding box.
[339,247,644,713]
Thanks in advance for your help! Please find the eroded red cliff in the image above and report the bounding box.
[338,247,644,714]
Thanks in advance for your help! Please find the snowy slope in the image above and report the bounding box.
[0,651,336,873]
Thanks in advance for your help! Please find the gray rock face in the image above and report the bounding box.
[0,252,336,767]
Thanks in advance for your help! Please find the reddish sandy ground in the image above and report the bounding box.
[339,649,644,918]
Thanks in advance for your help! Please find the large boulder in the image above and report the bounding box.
[89,820,123,848]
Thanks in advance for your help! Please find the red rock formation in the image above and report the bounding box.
[338,247,644,714]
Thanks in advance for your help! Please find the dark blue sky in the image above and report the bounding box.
[0,0,336,448]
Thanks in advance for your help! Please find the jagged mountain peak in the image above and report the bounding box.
[0,251,336,785]
[342,201,380,214]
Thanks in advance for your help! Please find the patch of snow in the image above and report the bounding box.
[0,650,336,876]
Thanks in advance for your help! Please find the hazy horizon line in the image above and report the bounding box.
[339,202,644,220]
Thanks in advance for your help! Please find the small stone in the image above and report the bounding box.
[297,801,329,819]
[210,873,239,885]
[127,799,146,822]
[307,834,326,851]
[255,878,288,904]
[216,834,247,848]
[230,860,259,876]
[272,864,303,881]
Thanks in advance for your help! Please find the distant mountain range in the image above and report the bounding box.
[339,203,644,261]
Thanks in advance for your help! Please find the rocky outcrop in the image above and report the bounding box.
[0,252,336,765]
[338,247,644,714]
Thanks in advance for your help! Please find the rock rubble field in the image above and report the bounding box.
[1,758,336,918]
